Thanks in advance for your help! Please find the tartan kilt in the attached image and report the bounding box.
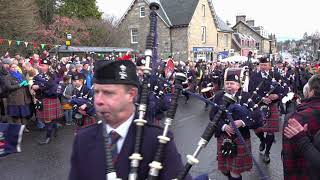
[217,136,253,174]
[255,103,280,133]
[36,98,63,123]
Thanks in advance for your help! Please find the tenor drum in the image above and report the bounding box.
[224,66,250,91]
[201,87,214,100]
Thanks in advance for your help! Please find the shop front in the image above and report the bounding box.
[192,47,214,62]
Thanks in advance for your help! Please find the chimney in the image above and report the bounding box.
[246,20,254,27]
[236,15,246,23]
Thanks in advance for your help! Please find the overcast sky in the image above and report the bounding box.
[97,0,319,41]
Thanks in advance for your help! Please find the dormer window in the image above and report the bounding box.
[140,6,145,18]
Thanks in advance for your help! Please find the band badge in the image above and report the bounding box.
[119,65,128,80]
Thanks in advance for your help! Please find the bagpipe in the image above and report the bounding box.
[69,88,95,127]
[242,69,284,120]
[175,93,236,180]
[158,67,268,180]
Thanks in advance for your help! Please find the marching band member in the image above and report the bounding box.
[31,59,64,145]
[200,69,216,111]
[70,73,95,128]
[182,63,195,104]
[210,67,262,180]
[69,60,191,180]
[249,57,286,163]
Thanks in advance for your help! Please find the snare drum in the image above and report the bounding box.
[201,87,214,100]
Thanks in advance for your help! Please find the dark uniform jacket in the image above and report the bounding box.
[249,70,286,104]
[210,90,263,139]
[69,122,192,180]
[33,72,59,99]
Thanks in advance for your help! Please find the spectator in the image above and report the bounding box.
[5,63,32,132]
[282,75,320,180]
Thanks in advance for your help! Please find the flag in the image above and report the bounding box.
[8,40,12,46]
[0,123,25,157]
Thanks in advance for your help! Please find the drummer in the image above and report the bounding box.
[200,69,217,111]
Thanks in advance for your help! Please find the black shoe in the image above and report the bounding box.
[259,141,266,152]
[38,138,51,145]
[262,153,270,164]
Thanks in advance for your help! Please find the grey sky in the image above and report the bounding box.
[97,0,319,41]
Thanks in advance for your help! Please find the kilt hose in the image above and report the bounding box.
[255,103,280,133]
[217,136,253,174]
[36,98,63,123]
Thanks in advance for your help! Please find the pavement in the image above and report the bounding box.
[0,96,285,180]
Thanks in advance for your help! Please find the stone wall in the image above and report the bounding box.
[117,0,171,56]
[217,32,232,52]
[233,22,267,54]
[188,0,218,61]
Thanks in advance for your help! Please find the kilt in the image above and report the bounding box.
[217,136,253,174]
[36,98,63,123]
[255,103,280,133]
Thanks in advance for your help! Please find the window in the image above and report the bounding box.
[224,34,228,48]
[256,42,260,50]
[201,26,206,43]
[131,28,138,44]
[140,6,145,18]
[202,4,205,17]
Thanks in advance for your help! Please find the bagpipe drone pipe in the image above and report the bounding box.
[155,70,270,180]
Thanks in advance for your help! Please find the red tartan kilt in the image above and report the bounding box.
[255,103,280,133]
[36,98,64,123]
[217,136,253,174]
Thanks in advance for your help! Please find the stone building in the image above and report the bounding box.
[208,0,233,59]
[117,0,230,62]
[232,15,276,56]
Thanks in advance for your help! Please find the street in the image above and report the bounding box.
[0,96,284,180]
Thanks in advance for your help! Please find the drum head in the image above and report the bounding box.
[201,87,212,93]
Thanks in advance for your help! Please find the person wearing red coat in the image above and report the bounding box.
[282,75,320,180]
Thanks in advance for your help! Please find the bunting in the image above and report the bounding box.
[0,37,62,50]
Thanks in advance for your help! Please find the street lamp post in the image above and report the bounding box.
[269,39,273,66]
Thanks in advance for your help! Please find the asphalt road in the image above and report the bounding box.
[0,96,284,180]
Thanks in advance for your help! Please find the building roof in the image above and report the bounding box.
[49,46,133,53]
[117,0,172,27]
[160,0,198,26]
[232,21,268,40]
[215,16,233,33]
